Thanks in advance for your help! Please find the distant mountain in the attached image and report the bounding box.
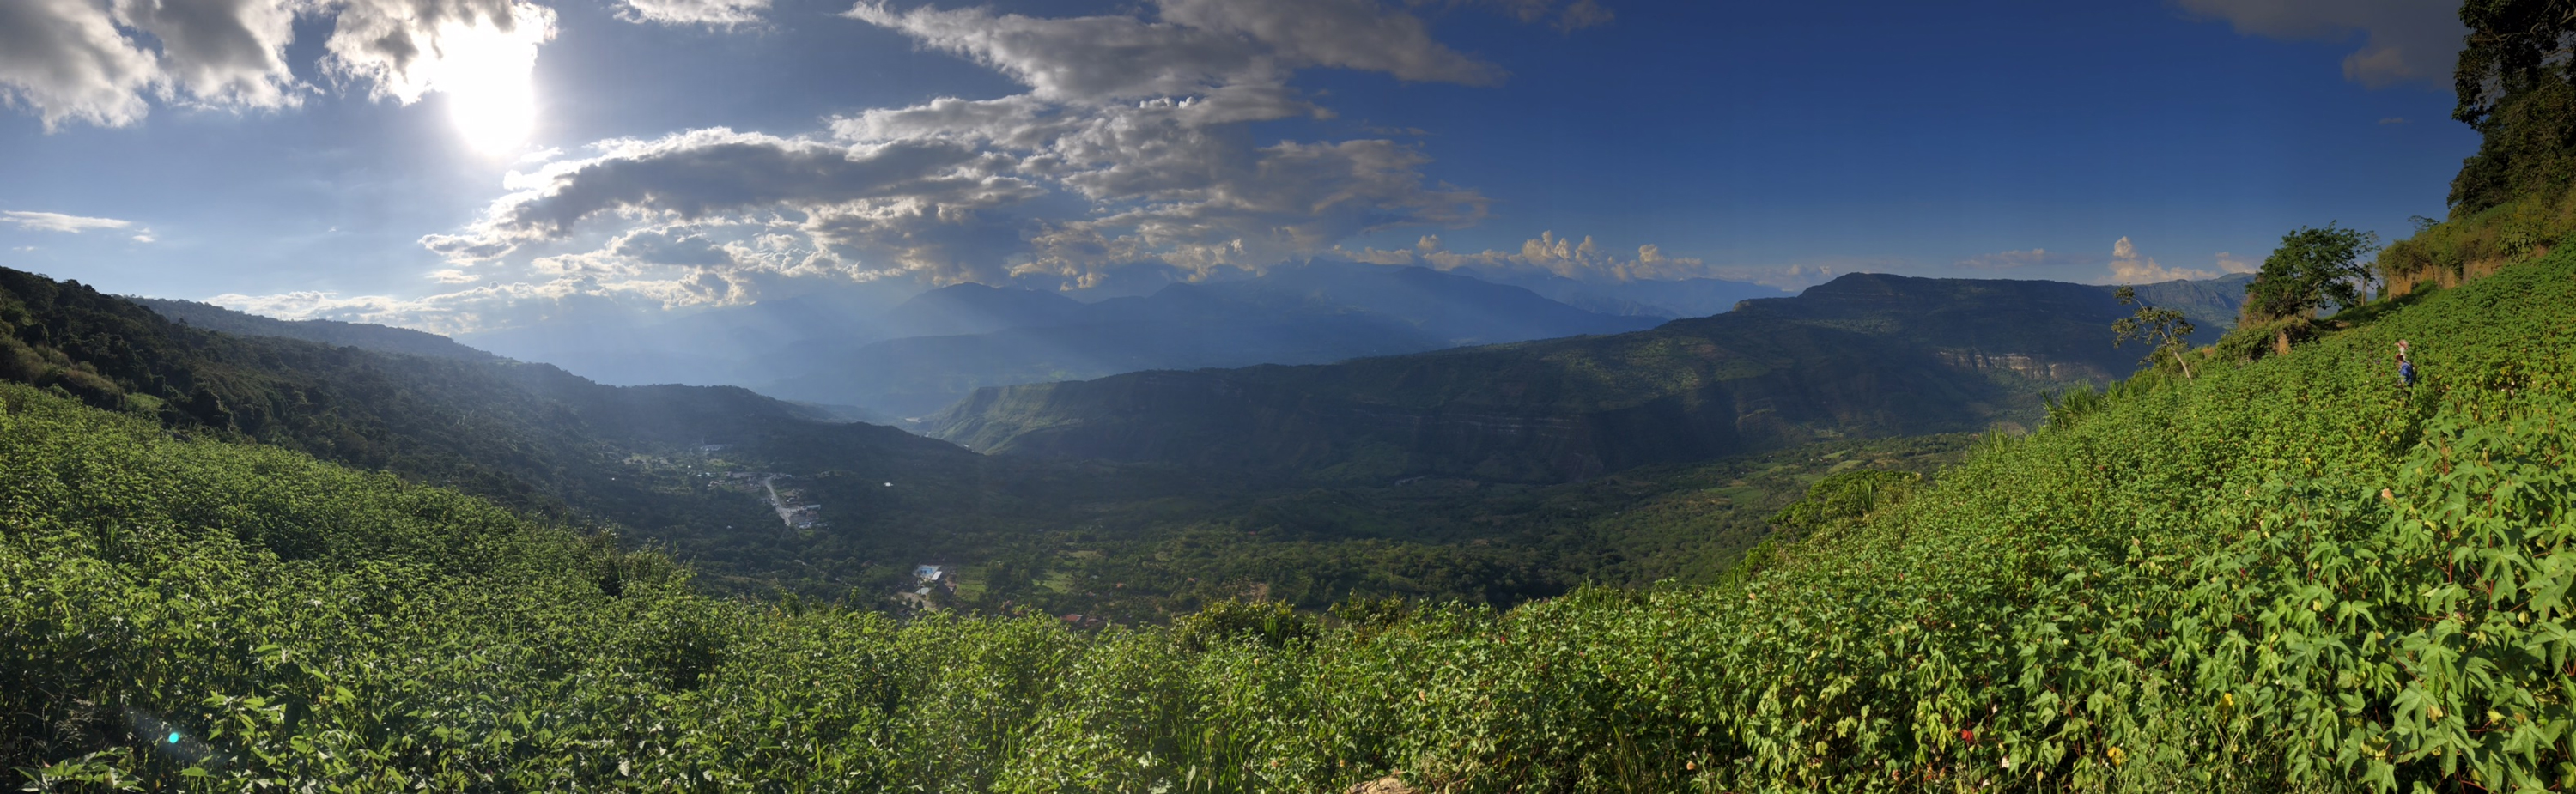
[755,263,1661,417]
[455,278,925,386]
[2123,271,2254,336]
[924,272,2248,483]
[1472,272,1792,318]
[878,282,1087,336]
[131,297,502,362]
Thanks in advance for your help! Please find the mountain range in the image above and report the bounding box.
[462,262,1715,418]
[925,272,2250,483]
[6,263,2248,603]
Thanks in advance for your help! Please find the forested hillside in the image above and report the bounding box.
[7,267,1933,615]
[125,297,503,362]
[927,272,2232,483]
[7,236,2572,791]
[0,269,1010,587]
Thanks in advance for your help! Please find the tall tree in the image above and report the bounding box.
[2245,223,2381,322]
[2451,0,2576,211]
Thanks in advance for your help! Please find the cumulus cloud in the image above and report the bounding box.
[2,210,135,233]
[451,130,1031,246]
[0,0,556,132]
[617,0,768,27]
[2213,252,2260,274]
[0,0,161,129]
[119,0,302,109]
[2176,0,2465,88]
[2103,236,2220,284]
[380,0,1601,330]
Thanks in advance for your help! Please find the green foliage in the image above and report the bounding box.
[1172,599,1315,652]
[2245,223,2383,322]
[2379,193,2576,289]
[2450,0,2576,212]
[7,245,2576,791]
[1768,468,1922,537]
[2110,286,2196,379]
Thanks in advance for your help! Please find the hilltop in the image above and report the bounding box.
[125,297,504,363]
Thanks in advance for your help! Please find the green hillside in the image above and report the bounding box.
[0,269,1062,591]
[125,297,504,363]
[927,273,2233,483]
[9,236,2567,790]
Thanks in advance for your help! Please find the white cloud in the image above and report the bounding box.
[2176,0,2465,88]
[0,0,556,138]
[3,210,135,233]
[846,0,1504,104]
[0,0,161,129]
[118,0,303,110]
[2103,236,2220,284]
[2213,251,2260,274]
[379,0,1597,330]
[617,0,767,27]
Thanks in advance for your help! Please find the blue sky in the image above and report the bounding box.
[0,0,2471,332]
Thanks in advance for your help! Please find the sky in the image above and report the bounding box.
[0,0,2476,334]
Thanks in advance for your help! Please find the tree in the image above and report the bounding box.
[2111,286,2196,380]
[2450,0,2576,211]
[2245,223,2381,321]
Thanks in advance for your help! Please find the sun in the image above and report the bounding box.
[426,13,550,155]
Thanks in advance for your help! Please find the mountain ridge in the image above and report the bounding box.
[925,271,2248,482]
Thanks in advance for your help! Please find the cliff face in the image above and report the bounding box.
[927,272,2227,483]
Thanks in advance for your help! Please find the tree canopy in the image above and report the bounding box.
[2244,223,2380,321]
[2450,0,2576,211]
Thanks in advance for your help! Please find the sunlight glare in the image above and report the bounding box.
[426,10,550,156]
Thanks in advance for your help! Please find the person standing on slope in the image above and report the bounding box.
[2396,340,2416,387]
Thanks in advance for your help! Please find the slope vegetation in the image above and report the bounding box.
[6,239,2568,792]
[1,268,1003,587]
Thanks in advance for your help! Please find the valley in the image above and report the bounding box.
[2,263,2181,620]
[5,0,2564,790]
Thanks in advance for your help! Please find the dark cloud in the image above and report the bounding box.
[483,130,1036,241]
[608,227,732,266]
